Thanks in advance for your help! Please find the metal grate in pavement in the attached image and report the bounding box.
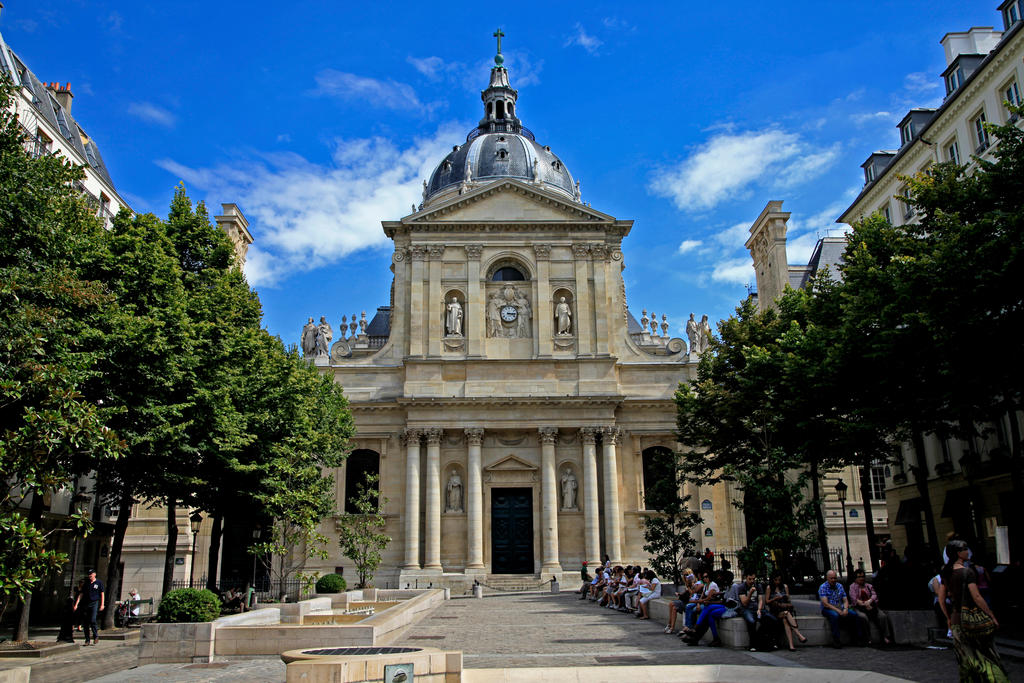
[594,655,648,663]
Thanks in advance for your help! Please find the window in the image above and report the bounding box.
[1005,1,1021,28]
[491,266,525,281]
[51,99,72,140]
[864,165,875,183]
[32,128,52,158]
[945,69,962,95]
[947,139,960,165]
[868,463,887,501]
[1004,81,1021,122]
[973,111,990,153]
[344,449,380,512]
[881,204,891,223]
[901,187,913,220]
[900,121,914,147]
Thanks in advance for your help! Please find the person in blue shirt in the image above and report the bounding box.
[818,570,865,647]
[72,569,105,645]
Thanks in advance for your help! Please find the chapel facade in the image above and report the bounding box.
[305,44,747,588]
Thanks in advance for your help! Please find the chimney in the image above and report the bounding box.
[47,82,74,115]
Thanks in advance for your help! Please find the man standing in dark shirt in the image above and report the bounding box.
[74,569,105,645]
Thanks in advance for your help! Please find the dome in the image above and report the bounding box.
[424,132,576,205]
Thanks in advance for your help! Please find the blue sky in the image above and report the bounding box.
[2,1,992,345]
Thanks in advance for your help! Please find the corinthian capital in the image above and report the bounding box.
[572,243,591,259]
[579,427,599,445]
[427,245,445,260]
[533,243,552,260]
[538,426,559,445]
[601,426,622,445]
[465,244,483,259]
[464,427,484,445]
[425,427,444,445]
[400,428,422,446]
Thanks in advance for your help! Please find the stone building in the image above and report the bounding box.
[306,48,746,588]
[837,2,1022,564]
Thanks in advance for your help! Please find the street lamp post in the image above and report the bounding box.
[189,512,203,586]
[834,479,855,581]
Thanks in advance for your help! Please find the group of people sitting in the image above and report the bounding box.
[579,560,896,651]
[578,561,664,620]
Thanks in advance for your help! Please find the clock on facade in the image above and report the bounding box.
[500,305,518,322]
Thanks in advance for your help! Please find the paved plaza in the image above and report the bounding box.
[16,591,1011,682]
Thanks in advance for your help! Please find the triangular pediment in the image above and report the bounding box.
[407,180,614,224]
[484,454,538,471]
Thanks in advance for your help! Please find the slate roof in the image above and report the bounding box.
[792,236,847,289]
[365,306,391,337]
[0,35,118,190]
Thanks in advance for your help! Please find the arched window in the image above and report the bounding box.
[496,101,505,119]
[345,449,380,513]
[704,528,714,537]
[641,446,676,510]
[491,266,525,281]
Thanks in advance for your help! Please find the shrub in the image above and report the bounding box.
[156,588,222,623]
[315,573,347,594]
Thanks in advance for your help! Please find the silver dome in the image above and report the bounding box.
[425,132,576,204]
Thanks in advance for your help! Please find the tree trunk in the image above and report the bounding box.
[809,460,831,573]
[102,490,134,629]
[858,462,879,571]
[1004,401,1024,561]
[12,493,45,642]
[205,513,223,591]
[161,500,178,597]
[910,429,941,564]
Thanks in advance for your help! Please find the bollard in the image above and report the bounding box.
[473,584,483,599]
[550,580,560,594]
[443,587,451,600]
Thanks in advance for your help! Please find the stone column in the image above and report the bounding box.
[423,428,443,570]
[538,426,561,573]
[465,245,484,357]
[580,427,601,565]
[464,428,485,570]
[572,244,593,355]
[534,244,553,357]
[408,245,427,357]
[402,428,422,569]
[601,427,623,564]
[427,245,444,356]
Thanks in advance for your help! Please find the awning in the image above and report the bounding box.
[894,498,922,525]
[941,487,983,518]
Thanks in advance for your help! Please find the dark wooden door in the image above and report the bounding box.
[491,488,534,574]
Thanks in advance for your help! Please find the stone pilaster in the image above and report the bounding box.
[580,427,601,565]
[465,245,484,357]
[591,244,609,356]
[464,428,485,570]
[534,244,553,357]
[572,244,593,355]
[423,427,443,570]
[401,428,422,569]
[601,426,623,564]
[408,246,427,357]
[538,426,561,573]
[427,245,444,356]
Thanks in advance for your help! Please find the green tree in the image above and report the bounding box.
[0,80,122,638]
[641,449,700,584]
[337,473,391,589]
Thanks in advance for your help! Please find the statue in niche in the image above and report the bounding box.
[554,297,572,335]
[301,317,317,357]
[314,316,333,358]
[445,297,463,337]
[446,469,463,512]
[686,313,699,355]
[560,468,578,510]
[698,314,713,354]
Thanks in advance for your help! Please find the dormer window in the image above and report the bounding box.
[945,68,962,95]
[497,149,507,159]
[864,165,875,184]
[899,121,915,147]
[1003,0,1023,29]
[442,160,452,173]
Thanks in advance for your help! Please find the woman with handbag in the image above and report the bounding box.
[766,571,807,651]
[937,539,1008,682]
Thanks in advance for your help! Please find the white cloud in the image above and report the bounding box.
[677,239,702,254]
[406,53,543,90]
[154,124,465,287]
[313,69,423,110]
[710,258,755,285]
[650,129,839,212]
[851,111,893,126]
[713,221,751,248]
[126,102,175,127]
[407,56,452,81]
[904,71,940,93]
[565,23,603,55]
[276,133,291,143]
